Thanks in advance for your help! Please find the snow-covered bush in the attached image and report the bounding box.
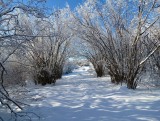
[21,8,73,86]
[82,46,106,77]
[73,0,160,89]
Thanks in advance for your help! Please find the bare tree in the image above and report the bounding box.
[73,0,160,89]
[0,0,47,120]
[18,8,73,85]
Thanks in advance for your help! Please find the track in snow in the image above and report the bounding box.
[1,66,160,121]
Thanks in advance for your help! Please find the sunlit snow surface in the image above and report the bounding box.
[1,66,160,121]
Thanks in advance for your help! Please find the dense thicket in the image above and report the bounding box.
[0,0,73,120]
[72,0,160,89]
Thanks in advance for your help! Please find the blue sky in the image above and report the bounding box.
[46,0,84,10]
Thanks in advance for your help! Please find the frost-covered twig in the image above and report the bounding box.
[140,44,160,66]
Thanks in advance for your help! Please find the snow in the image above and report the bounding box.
[1,66,160,121]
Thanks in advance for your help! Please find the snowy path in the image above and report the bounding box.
[1,66,160,121]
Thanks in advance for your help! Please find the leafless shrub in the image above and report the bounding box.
[0,0,47,120]
[73,0,160,89]
[82,45,106,77]
[18,9,73,85]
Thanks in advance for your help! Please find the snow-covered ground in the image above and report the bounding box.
[1,66,160,121]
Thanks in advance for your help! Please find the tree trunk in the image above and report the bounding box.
[127,80,137,89]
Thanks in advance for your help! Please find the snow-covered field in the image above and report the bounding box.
[1,66,160,121]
